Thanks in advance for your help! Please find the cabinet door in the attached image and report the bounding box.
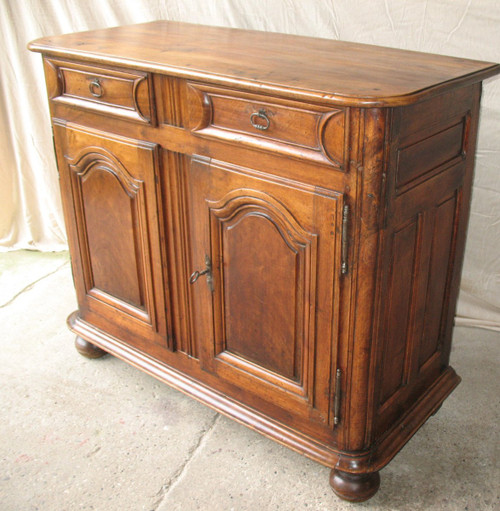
[53,123,170,355]
[188,157,343,423]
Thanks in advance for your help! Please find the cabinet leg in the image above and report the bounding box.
[329,469,380,502]
[75,336,107,359]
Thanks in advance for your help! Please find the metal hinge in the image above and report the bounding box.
[341,204,349,274]
[334,368,342,425]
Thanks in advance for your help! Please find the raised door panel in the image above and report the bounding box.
[53,123,171,354]
[210,188,316,394]
[188,157,343,425]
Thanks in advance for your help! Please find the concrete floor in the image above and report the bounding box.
[0,250,498,511]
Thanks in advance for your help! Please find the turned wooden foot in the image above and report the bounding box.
[75,336,107,359]
[329,469,380,502]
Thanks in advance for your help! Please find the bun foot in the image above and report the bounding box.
[329,469,380,502]
[75,336,107,359]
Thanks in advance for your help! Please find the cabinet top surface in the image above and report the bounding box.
[29,20,499,107]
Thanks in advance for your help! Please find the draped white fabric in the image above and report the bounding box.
[1,0,499,330]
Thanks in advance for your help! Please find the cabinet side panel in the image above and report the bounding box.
[394,85,473,194]
[374,84,480,440]
[418,195,458,368]
[379,219,419,404]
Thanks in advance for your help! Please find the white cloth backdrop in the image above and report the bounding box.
[1,0,499,330]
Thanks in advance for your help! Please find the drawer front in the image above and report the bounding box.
[211,94,319,147]
[187,83,347,169]
[46,59,153,124]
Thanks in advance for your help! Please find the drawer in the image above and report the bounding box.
[46,59,153,124]
[186,83,347,169]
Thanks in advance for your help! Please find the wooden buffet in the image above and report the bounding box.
[29,21,499,502]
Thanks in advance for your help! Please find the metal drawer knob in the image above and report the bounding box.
[89,78,104,98]
[250,109,270,131]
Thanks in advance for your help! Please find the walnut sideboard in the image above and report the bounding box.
[29,21,499,502]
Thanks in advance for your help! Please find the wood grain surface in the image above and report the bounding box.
[29,20,500,106]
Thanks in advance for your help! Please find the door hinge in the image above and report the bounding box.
[341,204,349,274]
[334,368,342,425]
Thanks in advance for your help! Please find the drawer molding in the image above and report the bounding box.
[46,58,154,124]
[187,82,347,169]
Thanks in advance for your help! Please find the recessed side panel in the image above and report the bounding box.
[376,175,463,432]
[377,191,460,415]
[418,194,459,370]
[396,120,466,190]
[379,218,419,406]
[394,85,476,194]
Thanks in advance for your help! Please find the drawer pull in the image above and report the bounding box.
[250,109,270,131]
[89,78,104,98]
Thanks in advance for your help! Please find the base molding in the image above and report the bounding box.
[68,312,460,477]
[67,312,343,466]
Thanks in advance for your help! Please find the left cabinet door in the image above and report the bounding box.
[53,123,171,356]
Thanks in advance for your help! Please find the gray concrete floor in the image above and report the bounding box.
[0,250,498,511]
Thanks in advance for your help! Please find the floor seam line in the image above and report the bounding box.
[151,413,221,510]
[0,260,70,308]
